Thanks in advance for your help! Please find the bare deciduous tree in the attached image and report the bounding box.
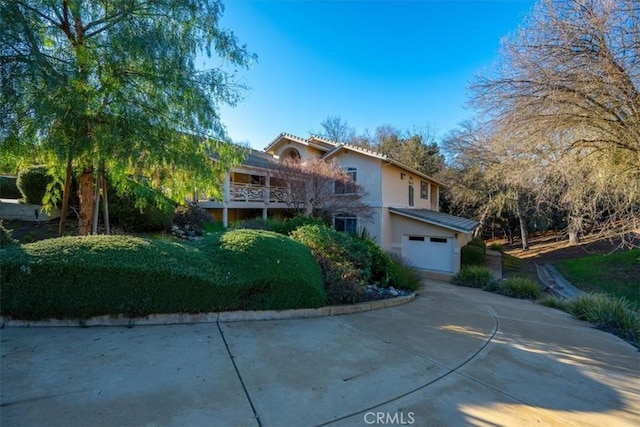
[272,158,373,221]
[472,0,640,245]
[318,115,356,144]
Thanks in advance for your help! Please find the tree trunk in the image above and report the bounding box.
[91,169,101,234]
[58,157,73,237]
[101,172,110,235]
[78,167,95,235]
[516,202,529,251]
[568,214,581,245]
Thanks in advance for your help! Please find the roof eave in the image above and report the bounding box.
[389,208,479,234]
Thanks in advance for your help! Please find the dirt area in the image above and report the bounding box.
[495,231,639,281]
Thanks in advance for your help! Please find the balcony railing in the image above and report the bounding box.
[229,183,288,203]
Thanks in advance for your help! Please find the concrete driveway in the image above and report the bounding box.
[1,281,639,427]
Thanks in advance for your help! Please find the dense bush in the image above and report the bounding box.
[270,215,326,236]
[0,232,326,320]
[0,175,21,199]
[468,236,486,249]
[566,293,640,344]
[452,265,495,289]
[495,277,541,299]
[16,165,53,205]
[461,244,486,266]
[291,224,372,304]
[363,238,394,287]
[0,220,17,248]
[173,204,213,230]
[197,229,325,310]
[108,179,175,232]
[388,254,422,291]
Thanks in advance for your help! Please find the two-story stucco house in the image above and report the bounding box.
[198,132,479,275]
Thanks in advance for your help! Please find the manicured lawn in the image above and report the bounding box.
[554,249,640,307]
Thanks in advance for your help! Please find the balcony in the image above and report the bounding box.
[229,183,288,203]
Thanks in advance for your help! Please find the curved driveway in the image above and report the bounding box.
[1,281,639,426]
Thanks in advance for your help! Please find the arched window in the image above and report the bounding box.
[281,148,301,162]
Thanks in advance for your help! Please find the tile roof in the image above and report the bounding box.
[389,208,479,233]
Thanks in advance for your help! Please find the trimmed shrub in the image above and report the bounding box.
[461,244,486,266]
[0,232,326,320]
[108,179,175,232]
[452,265,495,289]
[388,254,422,291]
[496,277,541,299]
[16,165,52,204]
[0,235,226,319]
[0,220,17,248]
[0,175,21,199]
[197,229,325,310]
[291,224,372,304]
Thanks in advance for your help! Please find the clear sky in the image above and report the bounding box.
[214,0,537,150]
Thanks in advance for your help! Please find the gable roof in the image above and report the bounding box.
[319,141,445,185]
[262,132,445,185]
[264,132,332,153]
[389,207,479,234]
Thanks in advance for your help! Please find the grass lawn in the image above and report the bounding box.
[554,249,640,307]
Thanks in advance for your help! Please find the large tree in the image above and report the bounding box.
[472,0,640,245]
[1,0,254,235]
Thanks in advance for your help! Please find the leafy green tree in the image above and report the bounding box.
[1,0,254,235]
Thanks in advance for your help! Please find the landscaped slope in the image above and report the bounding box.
[0,232,325,320]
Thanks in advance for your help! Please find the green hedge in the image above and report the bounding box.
[197,229,325,310]
[0,175,21,199]
[461,244,486,265]
[16,165,52,204]
[0,232,326,320]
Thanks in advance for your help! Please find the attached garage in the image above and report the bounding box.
[388,208,479,275]
[402,235,455,273]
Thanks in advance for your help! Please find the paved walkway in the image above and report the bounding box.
[2,281,639,427]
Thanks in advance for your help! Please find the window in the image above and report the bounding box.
[335,167,357,194]
[334,214,357,234]
[420,181,429,200]
[430,237,448,243]
[408,236,425,241]
[408,177,414,207]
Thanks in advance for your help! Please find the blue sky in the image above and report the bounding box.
[214,0,537,150]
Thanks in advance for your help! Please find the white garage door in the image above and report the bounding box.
[402,235,454,273]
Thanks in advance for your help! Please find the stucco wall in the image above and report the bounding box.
[381,163,435,210]
[331,151,382,204]
[270,142,324,161]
